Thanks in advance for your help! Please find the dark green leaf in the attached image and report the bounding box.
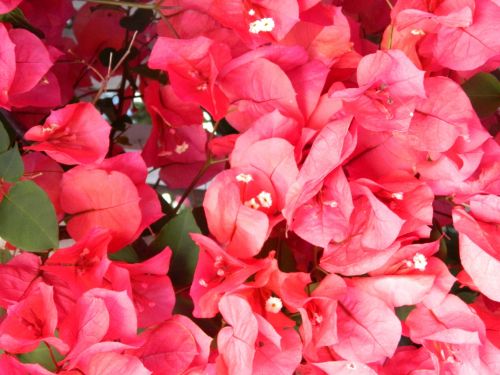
[0,181,58,251]
[0,144,24,182]
[131,65,168,85]
[120,9,155,32]
[0,120,10,152]
[0,249,12,264]
[150,210,201,287]
[0,8,45,38]
[395,305,416,321]
[462,73,500,117]
[109,245,139,263]
[216,118,239,136]
[456,291,479,304]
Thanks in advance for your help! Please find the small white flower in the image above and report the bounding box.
[391,192,404,200]
[265,296,283,313]
[413,253,427,271]
[196,82,208,91]
[410,29,425,36]
[216,268,225,277]
[249,17,275,34]
[244,197,260,210]
[236,173,253,183]
[324,200,338,208]
[248,9,255,16]
[199,279,208,287]
[175,142,189,154]
[42,123,59,133]
[257,191,272,208]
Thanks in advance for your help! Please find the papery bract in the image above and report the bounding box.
[25,103,111,165]
[148,36,231,120]
[453,206,500,302]
[332,286,401,363]
[135,315,212,375]
[0,282,67,354]
[23,152,64,220]
[60,153,162,252]
[114,247,175,327]
[189,233,271,318]
[0,252,40,309]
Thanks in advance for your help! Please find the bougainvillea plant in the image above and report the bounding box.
[0,0,499,373]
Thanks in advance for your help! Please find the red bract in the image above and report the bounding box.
[59,288,137,366]
[331,49,426,131]
[189,233,271,317]
[114,247,175,327]
[42,228,112,310]
[134,315,212,374]
[190,0,300,46]
[60,153,162,252]
[332,286,401,363]
[407,77,481,152]
[204,137,298,258]
[216,293,302,375]
[0,24,53,109]
[148,36,231,120]
[87,352,151,375]
[0,0,22,14]
[0,282,67,354]
[453,206,500,302]
[24,103,111,165]
[1,0,500,371]
[0,354,54,375]
[0,252,40,308]
[218,46,306,130]
[23,152,64,220]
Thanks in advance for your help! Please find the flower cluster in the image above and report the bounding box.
[0,0,499,374]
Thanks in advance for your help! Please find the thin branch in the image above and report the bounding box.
[157,11,180,38]
[92,31,139,104]
[384,0,394,9]
[43,341,60,371]
[82,0,180,10]
[172,160,211,214]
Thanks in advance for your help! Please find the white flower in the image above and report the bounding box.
[236,173,253,183]
[257,191,272,208]
[249,17,275,34]
[175,142,189,154]
[265,296,283,313]
[413,253,428,271]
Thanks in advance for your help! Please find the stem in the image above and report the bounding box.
[172,159,211,214]
[43,341,59,371]
[384,0,394,9]
[172,119,224,214]
[93,31,139,105]
[158,11,180,38]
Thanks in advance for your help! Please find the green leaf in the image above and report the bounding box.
[0,144,24,182]
[395,305,416,321]
[0,8,45,38]
[18,342,64,371]
[462,73,500,117]
[0,120,10,152]
[0,249,13,264]
[109,245,139,263]
[150,210,201,287]
[0,181,58,251]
